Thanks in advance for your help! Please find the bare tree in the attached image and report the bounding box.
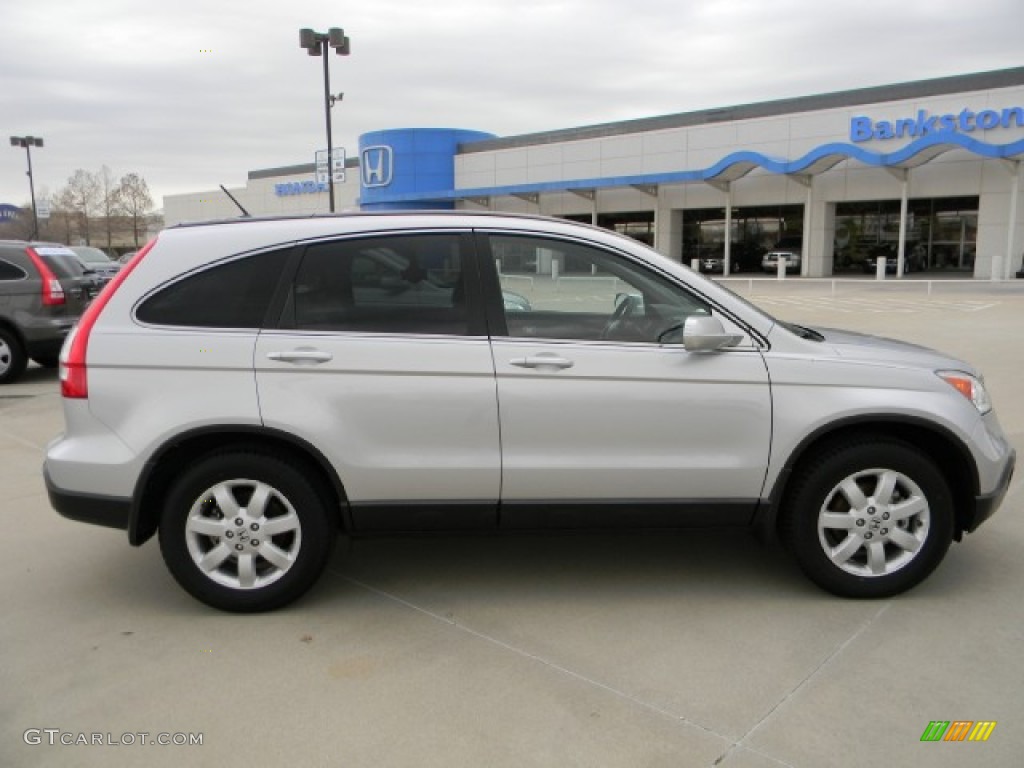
[119,173,154,248]
[63,170,102,245]
[98,166,123,251]
[49,186,79,244]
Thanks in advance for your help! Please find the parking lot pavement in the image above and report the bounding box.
[2,286,1022,768]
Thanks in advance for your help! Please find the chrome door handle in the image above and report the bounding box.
[509,355,574,370]
[266,348,333,364]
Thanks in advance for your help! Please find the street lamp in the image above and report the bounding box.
[9,136,43,239]
[299,27,351,213]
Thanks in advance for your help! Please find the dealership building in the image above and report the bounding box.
[164,67,1024,278]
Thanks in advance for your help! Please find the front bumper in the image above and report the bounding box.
[965,449,1016,534]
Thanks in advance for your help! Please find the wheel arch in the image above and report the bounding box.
[762,415,979,542]
[0,317,27,349]
[129,425,351,545]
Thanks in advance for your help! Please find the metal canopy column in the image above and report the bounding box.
[789,174,813,277]
[1004,159,1021,279]
[886,168,910,278]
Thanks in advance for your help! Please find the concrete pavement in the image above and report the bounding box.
[2,283,1022,767]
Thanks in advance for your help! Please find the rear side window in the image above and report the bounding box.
[289,234,473,335]
[0,259,26,281]
[136,248,290,328]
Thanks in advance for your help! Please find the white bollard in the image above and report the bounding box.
[551,260,560,280]
[495,258,502,274]
[990,253,1003,281]
[776,257,787,280]
[691,258,700,272]
[876,256,886,280]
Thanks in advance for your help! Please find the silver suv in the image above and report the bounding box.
[44,213,1015,612]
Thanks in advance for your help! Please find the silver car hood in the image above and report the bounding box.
[809,326,975,373]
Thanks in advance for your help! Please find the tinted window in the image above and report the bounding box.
[0,259,26,281]
[290,234,470,335]
[490,234,713,343]
[40,253,87,278]
[137,248,290,328]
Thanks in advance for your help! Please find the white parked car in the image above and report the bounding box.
[762,249,802,274]
[44,213,1015,611]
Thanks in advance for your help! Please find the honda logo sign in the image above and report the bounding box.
[361,145,394,187]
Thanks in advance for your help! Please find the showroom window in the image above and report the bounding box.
[682,205,804,272]
[834,197,978,273]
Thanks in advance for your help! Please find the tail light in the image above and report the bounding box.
[61,238,157,399]
[25,247,65,305]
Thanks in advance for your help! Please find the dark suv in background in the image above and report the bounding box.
[0,240,97,383]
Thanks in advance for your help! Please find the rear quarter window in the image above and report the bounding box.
[136,247,291,328]
[0,259,27,280]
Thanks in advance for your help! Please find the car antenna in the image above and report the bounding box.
[219,185,251,218]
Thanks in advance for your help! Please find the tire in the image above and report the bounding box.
[159,450,336,612]
[0,327,28,384]
[780,437,954,598]
[31,355,60,369]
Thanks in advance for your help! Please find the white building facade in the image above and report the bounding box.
[164,67,1024,278]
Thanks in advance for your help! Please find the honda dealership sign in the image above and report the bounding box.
[851,105,1024,142]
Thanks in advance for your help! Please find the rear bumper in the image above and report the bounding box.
[44,465,130,531]
[965,449,1016,534]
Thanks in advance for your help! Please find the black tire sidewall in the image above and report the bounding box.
[159,451,334,612]
[784,440,954,598]
[0,327,28,384]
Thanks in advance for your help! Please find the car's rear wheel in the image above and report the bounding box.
[159,451,335,612]
[781,437,954,597]
[0,327,28,384]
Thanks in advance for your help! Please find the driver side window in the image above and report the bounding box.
[489,234,711,344]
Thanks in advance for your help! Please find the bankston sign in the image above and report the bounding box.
[850,106,1024,143]
[0,203,22,222]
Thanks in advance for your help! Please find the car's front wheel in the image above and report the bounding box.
[159,450,335,612]
[781,437,954,597]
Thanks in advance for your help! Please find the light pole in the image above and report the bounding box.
[299,28,351,213]
[9,136,43,239]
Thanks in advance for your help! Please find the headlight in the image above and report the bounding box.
[937,370,992,414]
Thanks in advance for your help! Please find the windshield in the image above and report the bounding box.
[700,274,778,326]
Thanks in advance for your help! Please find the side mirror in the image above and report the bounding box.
[682,315,743,352]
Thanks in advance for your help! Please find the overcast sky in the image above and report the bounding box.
[2,0,1022,211]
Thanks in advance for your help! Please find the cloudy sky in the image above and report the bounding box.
[1,0,1021,211]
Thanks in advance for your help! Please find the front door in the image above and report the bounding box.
[482,232,772,528]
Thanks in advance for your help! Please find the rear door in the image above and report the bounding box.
[254,230,501,531]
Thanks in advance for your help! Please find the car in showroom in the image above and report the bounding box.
[0,240,95,382]
[44,212,1015,611]
[762,249,802,274]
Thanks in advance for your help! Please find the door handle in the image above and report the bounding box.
[509,355,574,370]
[266,348,333,364]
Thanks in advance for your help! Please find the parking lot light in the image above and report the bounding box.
[9,136,44,239]
[298,28,351,213]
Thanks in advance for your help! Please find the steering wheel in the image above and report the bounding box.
[601,294,640,340]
